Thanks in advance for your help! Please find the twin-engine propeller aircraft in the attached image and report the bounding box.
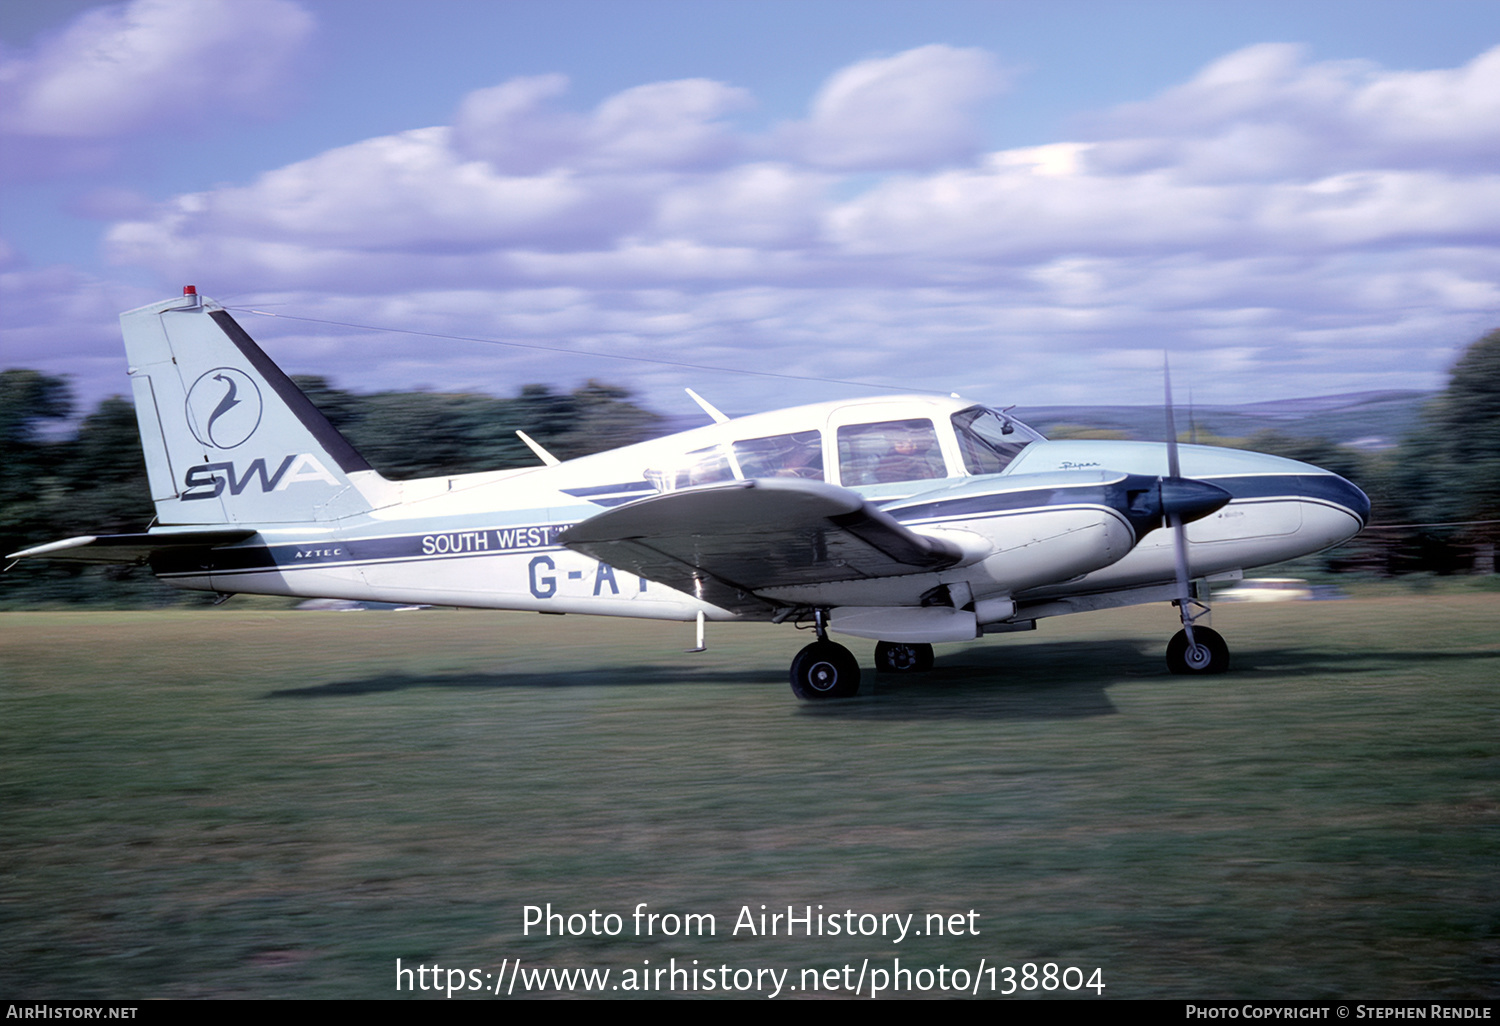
[10,289,1370,699]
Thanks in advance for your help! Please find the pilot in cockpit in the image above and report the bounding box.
[873,427,944,483]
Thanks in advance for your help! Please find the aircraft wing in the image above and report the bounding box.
[559,478,964,613]
[6,530,257,565]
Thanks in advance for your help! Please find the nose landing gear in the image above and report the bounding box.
[1166,625,1230,674]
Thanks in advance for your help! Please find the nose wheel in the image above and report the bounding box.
[874,640,934,673]
[1166,626,1230,674]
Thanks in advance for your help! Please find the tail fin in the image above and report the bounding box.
[124,291,393,525]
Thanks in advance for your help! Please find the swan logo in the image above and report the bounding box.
[185,368,262,449]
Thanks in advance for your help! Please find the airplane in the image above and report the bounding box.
[8,288,1370,700]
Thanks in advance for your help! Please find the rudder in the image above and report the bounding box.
[123,290,393,525]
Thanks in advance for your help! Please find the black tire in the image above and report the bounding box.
[874,641,934,673]
[1166,627,1230,675]
[790,641,861,699]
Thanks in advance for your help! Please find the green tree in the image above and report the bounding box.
[540,379,663,461]
[1,369,73,557]
[53,396,155,537]
[0,369,71,503]
[291,376,663,479]
[1384,328,1500,572]
[2,382,182,607]
[1432,328,1500,530]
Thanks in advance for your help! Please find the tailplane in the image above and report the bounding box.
[124,289,394,525]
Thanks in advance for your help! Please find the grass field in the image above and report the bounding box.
[3,594,1497,999]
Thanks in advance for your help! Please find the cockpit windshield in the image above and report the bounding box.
[951,406,1042,475]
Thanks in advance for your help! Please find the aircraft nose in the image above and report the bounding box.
[1312,473,1371,527]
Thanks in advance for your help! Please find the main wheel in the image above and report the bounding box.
[790,641,861,699]
[874,640,934,673]
[1166,627,1230,675]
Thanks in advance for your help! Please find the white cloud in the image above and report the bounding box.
[1090,42,1500,180]
[451,75,583,174]
[783,44,1007,171]
[453,74,751,174]
[828,161,1500,262]
[654,163,832,247]
[586,79,752,171]
[0,257,157,406]
[0,0,313,139]
[54,42,1500,409]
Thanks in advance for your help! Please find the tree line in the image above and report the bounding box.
[0,375,662,606]
[2,328,1496,606]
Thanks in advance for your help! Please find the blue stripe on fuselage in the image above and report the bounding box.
[152,522,573,577]
[1206,474,1369,525]
[883,472,1368,531]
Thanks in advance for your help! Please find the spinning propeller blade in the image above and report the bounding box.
[1159,354,1230,673]
[1162,355,1195,647]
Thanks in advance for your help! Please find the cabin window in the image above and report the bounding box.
[732,431,824,481]
[837,419,946,486]
[951,406,1036,475]
[646,445,735,492]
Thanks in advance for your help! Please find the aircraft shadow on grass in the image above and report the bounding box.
[1230,645,1500,676]
[260,637,1498,720]
[262,638,1165,721]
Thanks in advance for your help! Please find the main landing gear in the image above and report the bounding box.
[788,612,943,700]
[874,640,934,673]
[789,609,861,700]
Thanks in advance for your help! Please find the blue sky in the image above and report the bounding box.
[4,0,1500,418]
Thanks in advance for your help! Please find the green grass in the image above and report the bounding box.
[3,596,1497,999]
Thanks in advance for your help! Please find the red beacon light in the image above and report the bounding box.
[183,285,197,296]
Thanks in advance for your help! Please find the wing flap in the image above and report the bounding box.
[560,478,963,612]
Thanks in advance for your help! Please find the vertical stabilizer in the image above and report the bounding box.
[122,292,393,525]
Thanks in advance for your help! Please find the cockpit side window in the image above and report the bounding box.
[837,419,946,486]
[732,431,824,480]
[645,445,735,492]
[951,406,1037,475]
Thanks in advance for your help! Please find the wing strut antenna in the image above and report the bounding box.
[685,609,707,653]
[685,388,730,424]
[516,430,561,467]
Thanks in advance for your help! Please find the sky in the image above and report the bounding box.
[3,0,1500,421]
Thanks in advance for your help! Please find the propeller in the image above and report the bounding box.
[1161,356,1221,671]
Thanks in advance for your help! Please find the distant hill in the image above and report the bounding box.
[1011,390,1433,449]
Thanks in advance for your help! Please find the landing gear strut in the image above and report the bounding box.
[1165,586,1229,676]
[789,609,861,700]
[874,641,934,673]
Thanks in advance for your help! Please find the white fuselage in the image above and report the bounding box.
[150,394,1368,640]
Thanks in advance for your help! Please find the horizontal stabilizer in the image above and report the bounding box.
[7,530,256,565]
[560,477,963,613]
